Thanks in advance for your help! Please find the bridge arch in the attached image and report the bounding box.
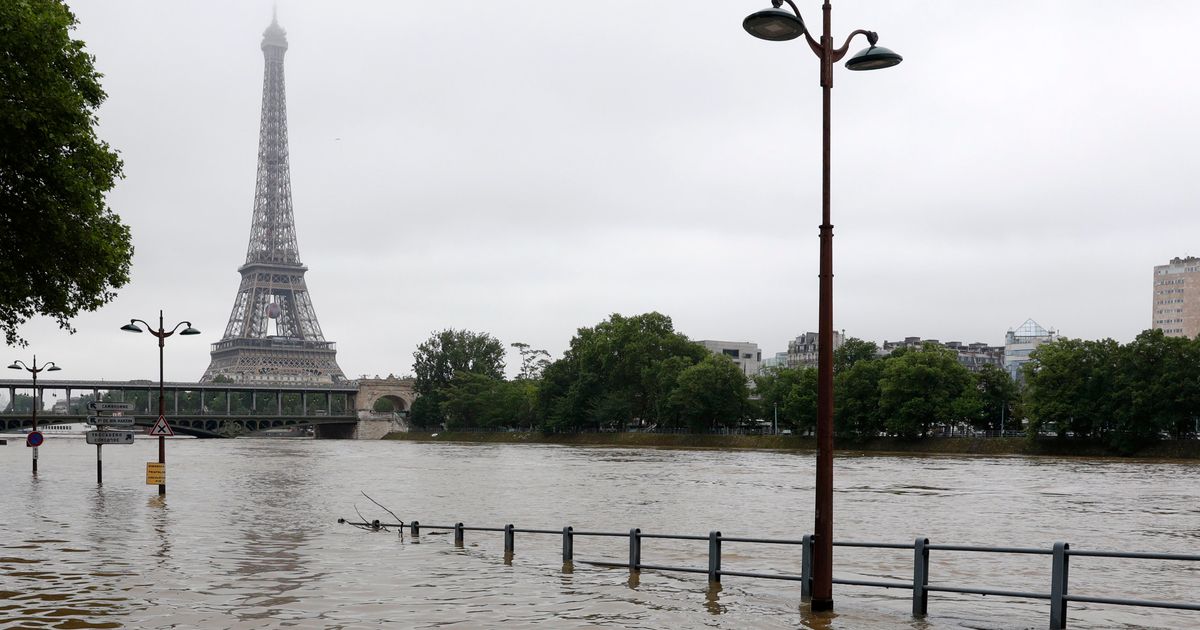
[355,376,417,415]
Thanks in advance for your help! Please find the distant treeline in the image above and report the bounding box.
[401,313,1199,455]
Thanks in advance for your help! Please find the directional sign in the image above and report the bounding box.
[87,402,135,412]
[88,415,135,426]
[146,462,165,485]
[86,430,135,445]
[26,431,44,447]
[148,416,174,437]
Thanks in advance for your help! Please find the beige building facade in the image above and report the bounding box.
[1152,256,1200,338]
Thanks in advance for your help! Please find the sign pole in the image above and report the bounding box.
[158,433,165,495]
[97,443,102,485]
[158,312,166,496]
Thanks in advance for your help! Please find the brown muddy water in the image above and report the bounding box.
[1,437,1197,629]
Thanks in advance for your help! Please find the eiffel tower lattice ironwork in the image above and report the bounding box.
[201,14,345,385]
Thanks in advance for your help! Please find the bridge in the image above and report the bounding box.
[0,376,416,439]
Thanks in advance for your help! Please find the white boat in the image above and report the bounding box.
[39,422,91,436]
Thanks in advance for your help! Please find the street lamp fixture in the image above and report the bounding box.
[8,356,62,474]
[742,0,900,614]
[121,310,200,496]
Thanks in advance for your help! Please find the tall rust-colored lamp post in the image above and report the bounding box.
[743,0,901,612]
[8,356,61,475]
[121,310,200,495]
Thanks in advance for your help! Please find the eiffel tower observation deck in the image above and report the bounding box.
[202,14,346,385]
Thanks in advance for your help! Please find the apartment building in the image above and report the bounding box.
[1153,256,1200,338]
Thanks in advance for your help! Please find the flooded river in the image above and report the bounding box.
[1,437,1197,628]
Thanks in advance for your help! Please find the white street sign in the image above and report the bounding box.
[87,402,135,412]
[88,416,134,426]
[86,430,136,445]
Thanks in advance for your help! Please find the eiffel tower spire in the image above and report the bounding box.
[201,14,346,384]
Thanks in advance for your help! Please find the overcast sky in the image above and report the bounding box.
[9,0,1200,382]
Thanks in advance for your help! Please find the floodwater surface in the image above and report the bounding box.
[1,438,1197,629]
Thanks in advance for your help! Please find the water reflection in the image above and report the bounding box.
[704,582,724,615]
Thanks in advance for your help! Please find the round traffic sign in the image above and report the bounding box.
[26,431,44,447]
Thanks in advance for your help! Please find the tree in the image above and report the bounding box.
[1112,330,1200,448]
[410,329,505,427]
[974,364,1016,432]
[511,342,551,380]
[668,354,750,432]
[1024,338,1121,440]
[538,312,709,432]
[413,329,506,396]
[4,393,37,413]
[834,338,879,374]
[878,344,979,438]
[834,357,886,439]
[0,1,132,346]
[754,366,817,434]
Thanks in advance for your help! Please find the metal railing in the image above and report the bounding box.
[338,518,1200,629]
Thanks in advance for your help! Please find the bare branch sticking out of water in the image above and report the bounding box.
[361,491,404,528]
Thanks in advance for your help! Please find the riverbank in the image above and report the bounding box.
[383,431,1200,459]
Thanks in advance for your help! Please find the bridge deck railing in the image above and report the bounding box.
[338,518,1200,629]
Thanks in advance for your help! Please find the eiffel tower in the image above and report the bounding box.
[201,14,346,385]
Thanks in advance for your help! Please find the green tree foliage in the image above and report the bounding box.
[440,372,540,430]
[668,354,750,432]
[1024,338,1121,441]
[754,366,817,434]
[1025,331,1200,453]
[413,329,506,395]
[878,345,979,438]
[539,312,712,432]
[4,393,36,413]
[973,364,1016,432]
[408,394,444,429]
[0,1,132,346]
[1118,330,1200,442]
[833,356,886,439]
[511,342,551,380]
[834,338,879,374]
[411,329,505,426]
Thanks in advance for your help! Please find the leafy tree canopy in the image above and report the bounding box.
[754,366,817,434]
[539,312,709,431]
[669,354,750,432]
[834,337,879,374]
[412,329,505,396]
[0,0,132,345]
[878,343,979,438]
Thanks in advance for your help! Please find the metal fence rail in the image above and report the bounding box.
[337,518,1199,629]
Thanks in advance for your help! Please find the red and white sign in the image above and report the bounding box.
[148,416,174,437]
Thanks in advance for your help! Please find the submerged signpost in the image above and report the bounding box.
[86,401,136,484]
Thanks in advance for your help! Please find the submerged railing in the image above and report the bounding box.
[338,518,1200,629]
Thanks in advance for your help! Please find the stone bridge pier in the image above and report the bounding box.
[314,376,416,439]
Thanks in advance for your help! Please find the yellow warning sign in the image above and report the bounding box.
[146,462,166,485]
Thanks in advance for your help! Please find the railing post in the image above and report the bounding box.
[562,526,574,563]
[1050,542,1070,629]
[707,531,722,583]
[454,522,464,547]
[410,520,419,538]
[504,524,515,555]
[913,537,930,616]
[629,528,641,573]
[801,534,813,600]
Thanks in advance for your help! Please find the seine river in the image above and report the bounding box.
[1,437,1197,629]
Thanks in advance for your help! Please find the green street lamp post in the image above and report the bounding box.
[743,0,901,612]
[121,310,200,495]
[8,356,61,475]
